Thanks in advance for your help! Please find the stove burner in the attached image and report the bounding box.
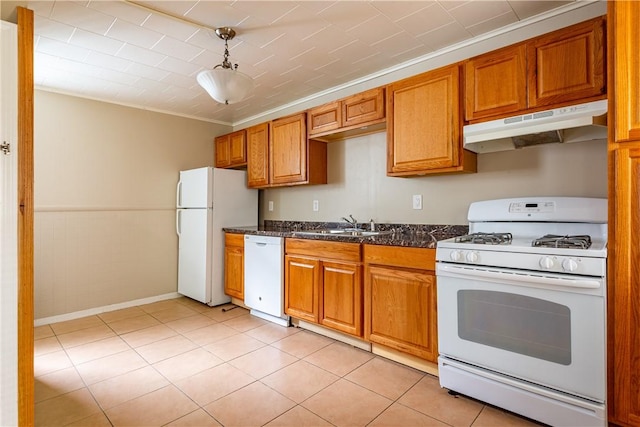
[455,232,513,245]
[532,235,592,249]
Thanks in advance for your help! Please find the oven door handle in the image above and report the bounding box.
[437,264,602,289]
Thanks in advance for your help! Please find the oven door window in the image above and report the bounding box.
[458,290,571,365]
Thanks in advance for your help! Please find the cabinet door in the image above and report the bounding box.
[610,3,640,142]
[214,134,230,168]
[465,44,527,121]
[387,64,473,176]
[364,264,438,361]
[284,255,319,323]
[320,261,362,337]
[229,130,247,166]
[608,145,640,426]
[342,88,385,128]
[528,17,605,108]
[224,234,244,300]
[308,102,341,136]
[246,123,269,188]
[270,113,307,185]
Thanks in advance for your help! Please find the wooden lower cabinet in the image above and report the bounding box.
[319,260,362,336]
[364,245,438,362]
[284,239,363,337]
[284,255,320,323]
[224,233,245,300]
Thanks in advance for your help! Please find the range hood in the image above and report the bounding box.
[463,99,607,154]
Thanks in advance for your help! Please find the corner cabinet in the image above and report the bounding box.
[386,64,476,176]
[247,113,327,189]
[224,233,245,300]
[215,130,247,168]
[363,245,438,361]
[607,2,640,426]
[465,16,606,122]
[284,239,363,337]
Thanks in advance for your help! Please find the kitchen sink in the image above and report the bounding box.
[293,228,393,237]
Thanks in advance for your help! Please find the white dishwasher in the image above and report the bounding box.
[244,235,289,326]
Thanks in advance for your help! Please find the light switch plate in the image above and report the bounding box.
[412,195,423,210]
[268,201,274,211]
[313,200,319,212]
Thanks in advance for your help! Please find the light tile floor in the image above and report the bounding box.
[34,297,543,427]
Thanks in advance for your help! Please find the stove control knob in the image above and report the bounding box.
[466,251,479,263]
[539,256,555,269]
[562,258,579,272]
[450,250,464,262]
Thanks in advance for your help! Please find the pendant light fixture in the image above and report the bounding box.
[196,27,253,105]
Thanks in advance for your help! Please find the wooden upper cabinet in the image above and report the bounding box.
[610,2,640,143]
[214,130,246,168]
[246,122,269,188]
[465,44,527,121]
[307,88,385,140]
[308,102,341,136]
[342,88,385,128]
[270,113,308,185]
[528,17,606,108]
[465,16,606,123]
[387,63,476,176]
[270,113,327,187]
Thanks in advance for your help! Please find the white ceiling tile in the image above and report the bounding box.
[182,1,251,29]
[36,36,90,61]
[69,28,124,55]
[142,12,199,41]
[87,1,151,25]
[372,1,432,22]
[437,1,470,11]
[189,49,223,69]
[133,1,200,19]
[160,72,197,89]
[125,62,170,81]
[317,2,380,30]
[84,50,132,72]
[390,44,435,63]
[417,21,472,51]
[297,1,336,15]
[106,18,164,49]
[28,1,55,18]
[263,4,330,41]
[466,10,519,36]
[229,1,300,25]
[135,78,168,92]
[151,36,203,62]
[304,25,359,53]
[116,43,166,67]
[508,1,572,20]
[396,3,455,36]
[50,1,115,35]
[155,56,201,76]
[34,16,75,42]
[447,1,512,28]
[346,14,403,45]
[370,31,426,57]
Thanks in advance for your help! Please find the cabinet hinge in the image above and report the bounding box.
[1,141,10,155]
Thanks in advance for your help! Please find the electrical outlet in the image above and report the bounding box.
[268,201,274,211]
[412,194,423,210]
[313,200,319,212]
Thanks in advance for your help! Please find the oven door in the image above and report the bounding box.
[436,262,605,402]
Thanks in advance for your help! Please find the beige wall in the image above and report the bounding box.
[261,134,608,225]
[34,91,229,319]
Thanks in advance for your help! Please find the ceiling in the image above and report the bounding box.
[30,0,578,125]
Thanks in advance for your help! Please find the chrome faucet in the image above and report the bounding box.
[341,214,358,228]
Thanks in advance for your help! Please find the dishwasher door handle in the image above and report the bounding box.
[255,242,267,247]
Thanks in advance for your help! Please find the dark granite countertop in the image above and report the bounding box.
[223,221,468,249]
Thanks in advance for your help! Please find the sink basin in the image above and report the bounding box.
[294,228,392,238]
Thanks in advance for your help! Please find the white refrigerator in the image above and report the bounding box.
[176,167,257,306]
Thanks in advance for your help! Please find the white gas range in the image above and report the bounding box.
[436,197,607,427]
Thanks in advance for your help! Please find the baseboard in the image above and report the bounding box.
[34,292,181,326]
[293,319,371,351]
[372,343,439,376]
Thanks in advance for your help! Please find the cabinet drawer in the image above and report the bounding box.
[363,245,435,270]
[286,238,361,262]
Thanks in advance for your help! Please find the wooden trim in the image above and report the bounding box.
[17,6,34,427]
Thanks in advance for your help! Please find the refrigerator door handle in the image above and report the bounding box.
[176,210,181,236]
[176,180,182,207]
